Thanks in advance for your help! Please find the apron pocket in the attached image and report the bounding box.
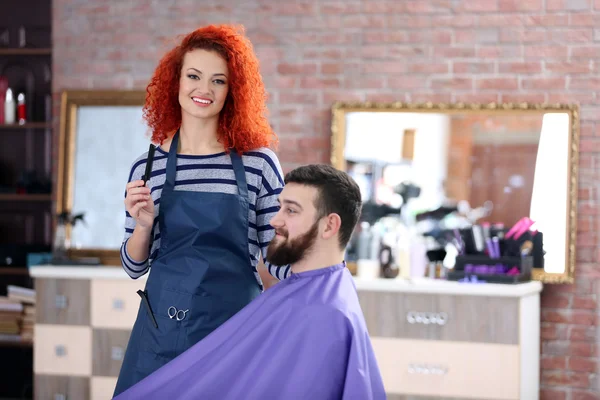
[139,288,191,360]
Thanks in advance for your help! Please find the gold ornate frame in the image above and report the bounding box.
[331,101,580,284]
[56,90,147,265]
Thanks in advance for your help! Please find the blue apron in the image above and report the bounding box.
[113,130,261,396]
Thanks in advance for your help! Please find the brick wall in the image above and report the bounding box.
[53,0,600,397]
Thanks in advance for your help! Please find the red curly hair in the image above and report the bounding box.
[143,24,277,153]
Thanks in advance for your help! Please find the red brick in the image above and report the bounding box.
[300,77,340,89]
[522,78,567,90]
[302,48,343,60]
[388,77,427,89]
[576,233,598,248]
[568,357,597,373]
[431,78,473,90]
[569,14,600,26]
[543,341,594,357]
[572,391,600,400]
[388,46,429,58]
[319,1,362,14]
[345,78,387,89]
[454,29,499,44]
[364,31,408,44]
[580,138,600,153]
[431,15,476,28]
[459,0,498,11]
[358,46,388,59]
[387,15,432,29]
[277,63,317,75]
[478,15,525,26]
[541,371,591,388]
[499,62,542,74]
[405,0,453,13]
[323,91,363,104]
[299,16,339,30]
[477,45,521,58]
[542,355,568,370]
[359,1,404,13]
[499,0,543,11]
[452,62,493,74]
[540,389,567,400]
[571,78,600,90]
[341,15,386,29]
[547,61,592,74]
[501,93,547,103]
[500,28,548,42]
[453,93,500,103]
[542,324,569,340]
[278,92,319,104]
[552,29,594,43]
[525,45,569,58]
[407,62,449,74]
[476,78,519,90]
[547,93,596,104]
[569,326,596,341]
[320,63,342,75]
[364,93,399,103]
[571,46,600,57]
[409,93,453,103]
[362,62,406,74]
[547,0,591,10]
[434,47,476,58]
[542,295,571,308]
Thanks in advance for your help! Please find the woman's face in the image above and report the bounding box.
[178,48,229,121]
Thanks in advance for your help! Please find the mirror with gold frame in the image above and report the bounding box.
[331,102,579,284]
[56,90,149,265]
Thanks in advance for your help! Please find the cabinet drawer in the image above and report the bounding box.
[91,376,118,400]
[34,375,89,400]
[92,328,132,377]
[36,278,90,325]
[359,291,519,344]
[372,337,519,400]
[34,325,92,376]
[91,279,145,329]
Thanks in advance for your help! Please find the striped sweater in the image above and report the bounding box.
[120,146,292,289]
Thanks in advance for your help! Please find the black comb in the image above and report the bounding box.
[143,143,156,184]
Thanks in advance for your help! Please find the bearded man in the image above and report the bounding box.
[115,164,386,400]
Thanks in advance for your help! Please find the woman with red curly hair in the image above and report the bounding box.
[114,24,290,396]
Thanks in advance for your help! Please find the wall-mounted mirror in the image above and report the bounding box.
[331,102,579,284]
[56,90,149,265]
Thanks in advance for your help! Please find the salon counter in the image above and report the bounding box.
[29,265,542,400]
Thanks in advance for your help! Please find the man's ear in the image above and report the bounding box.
[322,213,341,240]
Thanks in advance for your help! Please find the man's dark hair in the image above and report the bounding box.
[284,164,362,249]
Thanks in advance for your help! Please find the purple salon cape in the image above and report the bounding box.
[114,263,386,400]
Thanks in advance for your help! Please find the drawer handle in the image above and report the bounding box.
[408,363,448,375]
[111,346,125,361]
[54,394,66,400]
[406,311,448,326]
[112,298,125,310]
[54,345,67,357]
[55,294,68,309]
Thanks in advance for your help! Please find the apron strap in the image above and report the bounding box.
[164,129,180,193]
[166,129,247,201]
[229,150,248,200]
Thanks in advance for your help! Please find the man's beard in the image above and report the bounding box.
[266,221,319,267]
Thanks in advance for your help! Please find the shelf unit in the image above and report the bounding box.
[0,1,52,398]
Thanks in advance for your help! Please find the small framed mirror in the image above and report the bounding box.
[55,90,149,265]
[331,102,579,284]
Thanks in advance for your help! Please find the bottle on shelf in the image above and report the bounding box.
[4,88,15,124]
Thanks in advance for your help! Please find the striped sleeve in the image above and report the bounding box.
[255,150,291,280]
[120,154,152,279]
